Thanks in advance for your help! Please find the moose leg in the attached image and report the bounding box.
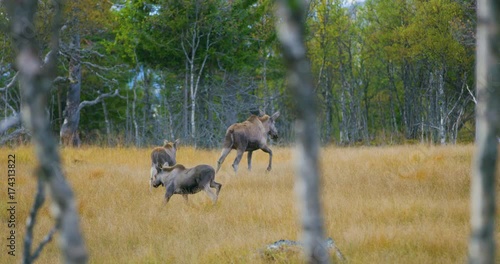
[164,193,173,205]
[164,184,175,205]
[247,151,253,171]
[210,180,222,196]
[149,166,157,193]
[232,148,245,173]
[261,145,273,171]
[203,184,218,204]
[216,148,232,172]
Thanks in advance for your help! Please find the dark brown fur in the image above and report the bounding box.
[216,111,280,173]
[149,139,179,192]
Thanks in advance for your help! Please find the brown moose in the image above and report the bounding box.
[216,111,280,173]
[150,139,179,192]
[152,164,222,204]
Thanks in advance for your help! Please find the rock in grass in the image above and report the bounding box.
[263,237,346,262]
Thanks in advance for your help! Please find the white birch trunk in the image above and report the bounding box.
[132,83,139,146]
[275,1,331,263]
[182,23,210,147]
[469,0,500,262]
[437,67,446,145]
[190,62,196,144]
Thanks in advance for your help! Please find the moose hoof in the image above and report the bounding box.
[266,167,272,172]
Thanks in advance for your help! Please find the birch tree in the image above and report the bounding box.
[5,0,88,262]
[275,0,330,263]
[181,12,212,146]
[468,0,500,262]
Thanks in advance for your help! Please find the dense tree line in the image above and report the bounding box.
[0,0,476,147]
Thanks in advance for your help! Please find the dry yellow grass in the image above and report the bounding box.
[0,144,499,263]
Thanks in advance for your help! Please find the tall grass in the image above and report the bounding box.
[0,144,498,263]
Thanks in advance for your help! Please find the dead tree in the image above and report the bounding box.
[275,0,331,263]
[468,0,500,263]
[60,85,120,147]
[5,0,88,263]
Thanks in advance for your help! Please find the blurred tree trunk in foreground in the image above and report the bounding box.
[469,0,500,263]
[5,0,88,263]
[275,0,330,263]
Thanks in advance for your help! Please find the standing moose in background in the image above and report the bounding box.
[150,139,179,192]
[216,111,280,173]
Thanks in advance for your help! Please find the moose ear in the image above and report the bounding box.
[174,139,180,149]
[259,109,265,116]
[163,140,169,146]
[161,164,175,172]
[271,111,280,120]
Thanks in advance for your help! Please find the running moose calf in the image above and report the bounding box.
[150,139,179,192]
[152,164,222,204]
[216,111,280,173]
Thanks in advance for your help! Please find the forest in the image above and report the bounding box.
[0,0,477,147]
[2,0,498,263]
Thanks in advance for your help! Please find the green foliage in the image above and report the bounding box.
[0,0,477,146]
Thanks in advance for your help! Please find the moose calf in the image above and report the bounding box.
[152,164,222,205]
[150,139,179,192]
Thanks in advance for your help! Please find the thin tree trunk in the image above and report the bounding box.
[402,61,413,139]
[102,100,111,146]
[60,32,82,147]
[469,0,500,262]
[275,1,331,263]
[190,81,196,146]
[142,67,151,144]
[164,93,174,140]
[263,46,270,110]
[429,70,437,143]
[184,60,189,140]
[386,64,400,137]
[325,78,333,143]
[125,90,130,144]
[437,67,446,145]
[338,41,350,144]
[6,0,88,262]
[132,82,139,146]
[339,55,349,144]
[57,88,62,129]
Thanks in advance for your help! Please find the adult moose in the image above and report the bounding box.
[152,164,222,204]
[150,139,179,192]
[216,111,280,173]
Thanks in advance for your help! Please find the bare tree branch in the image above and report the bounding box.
[30,226,57,261]
[2,94,18,114]
[80,48,105,58]
[0,114,21,134]
[466,84,478,105]
[77,89,120,112]
[53,76,69,85]
[0,127,28,145]
[23,177,57,263]
[0,71,19,92]
[80,61,127,71]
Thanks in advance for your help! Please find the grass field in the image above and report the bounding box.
[1,144,499,263]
